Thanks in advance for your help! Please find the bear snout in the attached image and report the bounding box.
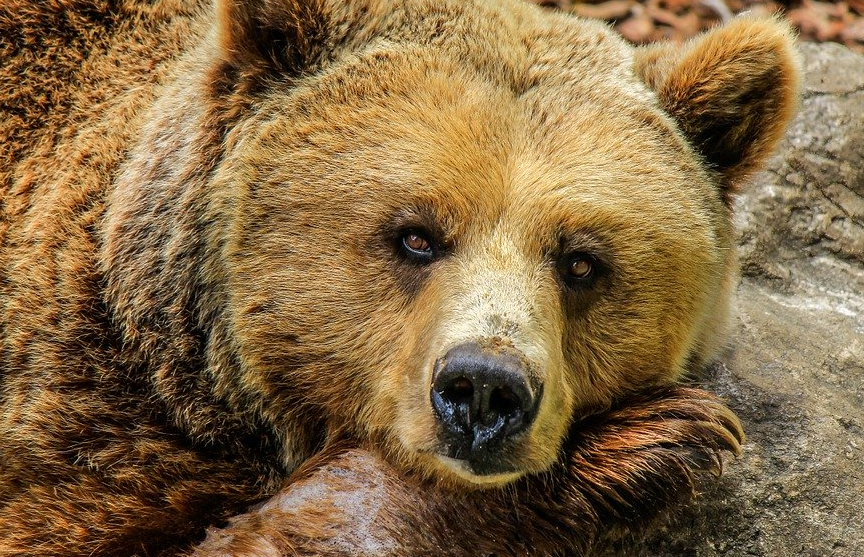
[430,342,542,475]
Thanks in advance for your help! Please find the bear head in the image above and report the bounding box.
[105,0,800,488]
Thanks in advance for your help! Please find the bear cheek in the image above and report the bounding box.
[561,243,723,409]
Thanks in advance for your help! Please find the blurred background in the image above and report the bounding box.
[530,0,864,52]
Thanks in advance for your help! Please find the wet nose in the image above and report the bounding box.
[431,342,541,461]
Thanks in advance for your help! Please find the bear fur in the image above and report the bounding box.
[190,387,743,557]
[0,0,798,555]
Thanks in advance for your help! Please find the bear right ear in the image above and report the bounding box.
[633,16,801,201]
[216,0,383,77]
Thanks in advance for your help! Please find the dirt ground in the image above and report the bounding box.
[532,0,864,53]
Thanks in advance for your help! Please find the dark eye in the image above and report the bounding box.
[561,252,596,285]
[400,230,435,261]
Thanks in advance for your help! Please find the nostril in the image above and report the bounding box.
[431,374,476,442]
[442,377,474,406]
[488,386,518,420]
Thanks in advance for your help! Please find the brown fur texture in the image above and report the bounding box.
[190,387,742,557]
[1,0,798,555]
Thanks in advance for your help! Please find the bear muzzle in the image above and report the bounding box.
[430,341,542,476]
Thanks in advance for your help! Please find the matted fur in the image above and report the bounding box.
[1,0,797,555]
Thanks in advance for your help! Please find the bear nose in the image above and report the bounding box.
[431,342,541,464]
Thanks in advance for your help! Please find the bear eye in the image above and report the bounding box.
[561,252,596,286]
[399,230,435,262]
[403,232,430,253]
[569,256,593,279]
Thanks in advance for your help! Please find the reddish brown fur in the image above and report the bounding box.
[189,387,742,557]
[1,0,797,555]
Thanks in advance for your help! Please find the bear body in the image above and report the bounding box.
[0,0,798,555]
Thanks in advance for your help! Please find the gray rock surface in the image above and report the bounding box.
[601,41,864,557]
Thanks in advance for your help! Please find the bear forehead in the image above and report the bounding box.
[294,1,652,111]
[230,0,719,250]
[245,52,709,240]
[369,0,641,93]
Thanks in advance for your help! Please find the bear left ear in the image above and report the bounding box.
[217,0,329,77]
[215,0,384,78]
[634,16,801,200]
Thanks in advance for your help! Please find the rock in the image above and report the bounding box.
[597,42,864,557]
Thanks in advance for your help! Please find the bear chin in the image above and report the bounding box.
[433,455,525,486]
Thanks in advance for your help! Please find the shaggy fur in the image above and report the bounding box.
[1,0,798,555]
[191,387,742,557]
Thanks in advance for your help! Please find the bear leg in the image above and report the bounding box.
[191,386,742,557]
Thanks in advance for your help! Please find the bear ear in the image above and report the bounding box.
[215,0,382,77]
[634,16,801,199]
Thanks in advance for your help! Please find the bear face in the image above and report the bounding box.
[221,51,726,483]
[104,0,799,488]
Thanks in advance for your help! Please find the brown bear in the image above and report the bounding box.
[0,0,799,555]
